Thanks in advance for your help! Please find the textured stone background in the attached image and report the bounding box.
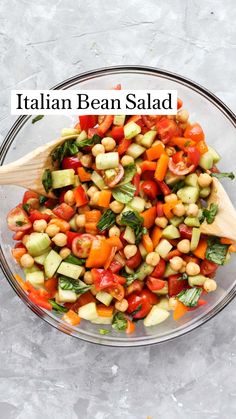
[0,1,236,418]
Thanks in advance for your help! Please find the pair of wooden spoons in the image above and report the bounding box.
[0,135,236,240]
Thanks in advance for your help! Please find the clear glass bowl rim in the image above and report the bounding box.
[0,65,235,347]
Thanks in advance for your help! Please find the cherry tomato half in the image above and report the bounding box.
[22,191,39,210]
[184,123,205,143]
[200,260,218,277]
[72,234,95,258]
[147,277,166,291]
[141,180,159,200]
[62,157,82,171]
[52,203,75,221]
[168,274,188,297]
[104,164,125,188]
[179,224,193,240]
[7,206,32,232]
[127,293,152,319]
[125,249,142,269]
[150,259,166,278]
[107,283,125,301]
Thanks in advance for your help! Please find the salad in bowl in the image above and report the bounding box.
[6,91,236,335]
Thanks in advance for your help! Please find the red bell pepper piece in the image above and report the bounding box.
[79,115,98,131]
[74,186,89,207]
[157,181,171,196]
[110,126,124,141]
[117,138,131,155]
[66,231,80,248]
[168,274,188,297]
[97,116,113,136]
[62,157,82,171]
[132,173,140,197]
[52,203,75,221]
[29,210,51,223]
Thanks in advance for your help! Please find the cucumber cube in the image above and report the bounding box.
[141,130,157,148]
[69,216,77,232]
[78,302,98,320]
[165,171,185,186]
[57,262,84,279]
[26,271,45,288]
[190,227,201,251]
[126,143,145,159]
[26,233,51,257]
[188,275,207,287]
[129,197,145,213]
[199,151,214,170]
[155,239,173,259]
[184,216,200,227]
[199,187,211,198]
[124,121,141,139]
[177,186,199,204]
[162,225,180,239]
[96,291,113,306]
[58,288,77,303]
[44,250,62,278]
[143,306,170,327]
[51,169,75,189]
[91,171,106,190]
[185,173,199,187]
[208,146,221,163]
[155,297,170,311]
[136,262,154,281]
[113,115,125,126]
[96,152,119,170]
[170,216,184,227]
[61,128,79,137]
[123,226,136,244]
[34,248,51,265]
[164,262,178,277]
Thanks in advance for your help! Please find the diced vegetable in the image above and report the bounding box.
[96,152,119,170]
[143,306,170,326]
[26,233,51,257]
[51,169,75,189]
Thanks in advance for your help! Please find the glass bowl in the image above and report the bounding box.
[0,66,235,346]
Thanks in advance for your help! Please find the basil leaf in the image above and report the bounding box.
[39,195,48,205]
[130,304,142,317]
[63,254,85,266]
[112,182,136,204]
[99,328,110,335]
[97,209,116,232]
[15,220,26,226]
[205,237,229,265]
[211,172,235,180]
[112,312,127,332]
[42,169,52,193]
[59,276,91,294]
[32,115,44,124]
[117,164,137,186]
[120,210,144,244]
[202,203,218,224]
[22,204,30,214]
[51,140,78,165]
[171,180,185,193]
[177,287,202,307]
[76,134,101,149]
[49,300,68,313]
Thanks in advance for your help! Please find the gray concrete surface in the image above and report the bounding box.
[0,1,236,418]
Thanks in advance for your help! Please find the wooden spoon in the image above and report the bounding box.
[0,134,78,197]
[200,177,236,241]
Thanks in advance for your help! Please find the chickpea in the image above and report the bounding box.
[22,234,30,246]
[109,226,120,238]
[46,224,60,237]
[124,245,138,259]
[76,151,83,160]
[203,279,217,293]
[135,134,144,145]
[52,233,67,247]
[165,146,176,157]
[165,193,178,203]
[136,166,142,175]
[109,200,124,214]
[155,216,168,228]
[170,256,184,271]
[186,203,199,217]
[168,297,178,311]
[101,137,116,151]
[177,239,191,254]
[90,191,101,206]
[115,298,129,312]
[20,253,34,268]
[92,144,105,157]
[144,201,152,209]
[64,190,75,206]
[198,173,212,188]
[152,140,163,147]
[185,262,200,276]
[41,209,54,217]
[121,155,134,166]
[33,219,47,233]
[146,252,160,267]
[176,109,189,123]
[80,154,93,168]
[83,271,93,285]
[90,284,98,296]
[173,203,186,217]
[87,185,99,198]
[75,214,86,228]
[179,261,187,273]
[59,247,71,259]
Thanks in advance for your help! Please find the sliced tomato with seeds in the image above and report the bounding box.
[7,206,32,232]
[53,203,75,221]
[147,277,166,291]
[127,293,152,319]
[29,210,51,223]
[72,234,95,258]
[125,249,142,269]
[200,260,218,277]
[107,283,125,301]
[168,274,188,297]
[104,164,124,188]
[22,191,39,210]
[126,279,144,296]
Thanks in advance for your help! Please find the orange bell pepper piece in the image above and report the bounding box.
[154,154,169,182]
[45,277,58,297]
[86,238,113,268]
[77,167,92,182]
[126,319,136,334]
[173,301,188,321]
[49,218,70,232]
[196,140,208,155]
[220,238,235,245]
[142,233,154,253]
[62,310,81,326]
[97,304,114,318]
[141,206,157,229]
[106,236,123,251]
[163,199,180,219]
[193,238,208,259]
[139,161,157,172]
[146,143,165,161]
[85,210,101,223]
[11,247,27,263]
[151,226,162,248]
[14,274,29,292]
[98,190,112,208]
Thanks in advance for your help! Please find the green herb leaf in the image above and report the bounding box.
[22,203,30,214]
[51,140,78,165]
[42,169,52,193]
[63,254,85,266]
[202,203,218,224]
[15,220,25,226]
[177,287,202,307]
[120,210,144,244]
[112,312,128,332]
[112,182,136,204]
[49,299,68,313]
[180,273,188,281]
[39,195,48,205]
[32,115,44,124]
[211,172,235,180]
[59,276,91,294]
[99,328,110,335]
[120,269,138,286]
[76,134,101,149]
[171,180,186,193]
[117,163,137,186]
[97,209,116,232]
[206,237,229,265]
